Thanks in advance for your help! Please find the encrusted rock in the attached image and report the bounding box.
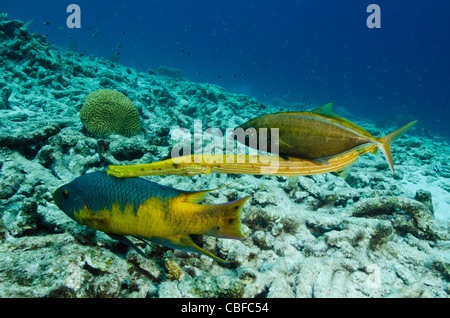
[126,252,162,281]
[352,196,437,240]
[252,230,275,250]
[0,175,20,199]
[0,218,6,240]
[369,221,394,250]
[414,189,434,214]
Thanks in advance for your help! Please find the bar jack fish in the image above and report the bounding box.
[238,103,417,174]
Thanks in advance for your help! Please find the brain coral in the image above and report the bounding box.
[80,89,141,137]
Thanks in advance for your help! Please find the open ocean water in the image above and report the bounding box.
[2,0,449,135]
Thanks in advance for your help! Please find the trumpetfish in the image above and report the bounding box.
[107,144,379,178]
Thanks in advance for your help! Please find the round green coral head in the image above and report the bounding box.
[80,89,141,137]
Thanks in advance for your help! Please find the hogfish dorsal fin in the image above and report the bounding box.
[181,183,232,204]
[312,103,373,137]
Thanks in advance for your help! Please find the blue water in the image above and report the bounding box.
[2,0,449,135]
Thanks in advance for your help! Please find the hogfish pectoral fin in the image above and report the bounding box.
[148,235,231,264]
[107,233,149,258]
[376,120,418,175]
[75,205,112,229]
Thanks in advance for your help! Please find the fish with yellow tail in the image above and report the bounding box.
[53,171,250,263]
[238,103,417,174]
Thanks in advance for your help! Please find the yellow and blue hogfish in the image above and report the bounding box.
[53,171,250,263]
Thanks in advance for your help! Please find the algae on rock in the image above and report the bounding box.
[352,196,437,240]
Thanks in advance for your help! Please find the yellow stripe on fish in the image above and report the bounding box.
[53,171,250,263]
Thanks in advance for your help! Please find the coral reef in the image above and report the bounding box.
[0,13,449,298]
[80,89,142,137]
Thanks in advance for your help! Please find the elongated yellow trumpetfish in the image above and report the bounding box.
[107,143,379,178]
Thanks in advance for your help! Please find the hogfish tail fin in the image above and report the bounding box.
[214,195,251,239]
[147,194,252,264]
[376,120,418,174]
[211,186,262,239]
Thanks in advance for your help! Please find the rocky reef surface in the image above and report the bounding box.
[0,13,449,298]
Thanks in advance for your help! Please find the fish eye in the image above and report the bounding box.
[62,190,69,200]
